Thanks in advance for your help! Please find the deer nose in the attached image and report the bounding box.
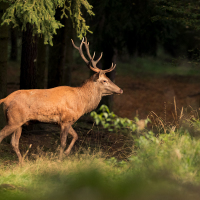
[119,89,123,94]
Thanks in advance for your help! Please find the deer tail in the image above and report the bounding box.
[0,98,5,105]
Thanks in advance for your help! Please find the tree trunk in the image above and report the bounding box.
[10,28,18,61]
[20,23,37,89]
[48,16,67,88]
[0,2,8,129]
[64,19,74,86]
[37,37,46,89]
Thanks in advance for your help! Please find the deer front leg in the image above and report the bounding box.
[60,124,70,160]
[64,126,78,156]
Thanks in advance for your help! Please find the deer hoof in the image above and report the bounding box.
[64,150,70,156]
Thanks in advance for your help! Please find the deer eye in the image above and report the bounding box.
[103,80,107,83]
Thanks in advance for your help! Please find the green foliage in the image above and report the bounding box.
[0,0,94,45]
[69,0,94,36]
[130,131,200,182]
[90,105,200,181]
[91,105,150,133]
[152,0,200,29]
[91,105,136,132]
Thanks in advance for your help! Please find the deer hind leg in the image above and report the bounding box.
[64,126,78,156]
[0,125,21,144]
[59,124,70,160]
[11,127,22,164]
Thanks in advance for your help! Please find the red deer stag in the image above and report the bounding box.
[0,38,123,164]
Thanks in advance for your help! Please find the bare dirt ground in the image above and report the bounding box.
[114,74,200,120]
[1,63,200,163]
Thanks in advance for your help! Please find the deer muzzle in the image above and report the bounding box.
[113,87,123,95]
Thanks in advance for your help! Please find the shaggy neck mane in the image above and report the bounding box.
[78,76,102,114]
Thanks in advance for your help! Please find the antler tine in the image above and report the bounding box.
[71,38,89,65]
[91,52,103,68]
[87,59,100,73]
[102,63,116,73]
[92,52,95,59]
[71,39,79,50]
[82,38,93,61]
[88,64,100,73]
[94,52,103,64]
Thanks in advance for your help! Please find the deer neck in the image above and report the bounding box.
[78,78,102,114]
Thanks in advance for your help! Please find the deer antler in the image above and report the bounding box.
[83,38,103,71]
[71,38,89,65]
[102,63,116,73]
[71,37,116,74]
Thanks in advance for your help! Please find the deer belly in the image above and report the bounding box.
[29,113,60,123]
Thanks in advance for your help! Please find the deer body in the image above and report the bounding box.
[2,76,103,125]
[0,38,123,163]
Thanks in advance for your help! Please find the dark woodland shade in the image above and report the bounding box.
[48,11,67,88]
[0,2,8,129]
[20,23,37,90]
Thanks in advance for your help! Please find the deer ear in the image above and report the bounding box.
[92,73,100,82]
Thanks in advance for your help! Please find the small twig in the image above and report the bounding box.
[87,122,95,134]
[22,144,32,161]
[174,96,178,122]
[148,111,166,133]
[179,107,184,120]
[164,102,166,125]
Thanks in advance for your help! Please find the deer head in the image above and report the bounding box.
[71,38,123,96]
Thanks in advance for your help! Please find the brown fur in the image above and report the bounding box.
[0,72,123,163]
